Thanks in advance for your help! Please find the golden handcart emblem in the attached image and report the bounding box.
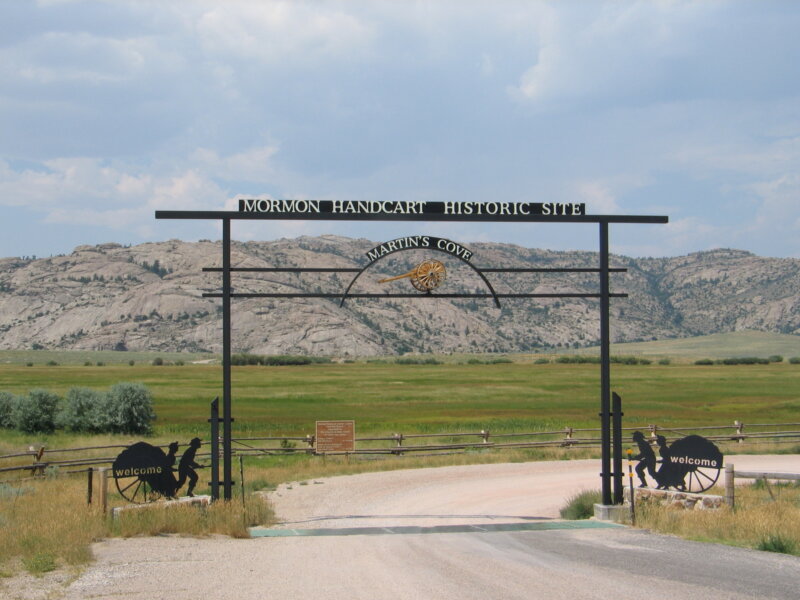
[378,259,447,292]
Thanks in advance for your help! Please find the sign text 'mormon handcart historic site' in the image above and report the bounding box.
[239,199,585,217]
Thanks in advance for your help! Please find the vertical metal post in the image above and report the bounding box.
[222,218,233,501]
[599,221,612,506]
[209,396,220,501]
[627,448,635,525]
[87,467,93,505]
[99,467,108,514]
[612,392,624,504]
[240,455,246,507]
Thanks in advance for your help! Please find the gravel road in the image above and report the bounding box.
[6,455,798,600]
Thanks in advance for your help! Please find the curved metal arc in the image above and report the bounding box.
[340,248,501,308]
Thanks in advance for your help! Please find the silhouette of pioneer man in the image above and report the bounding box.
[632,431,657,487]
[176,437,202,497]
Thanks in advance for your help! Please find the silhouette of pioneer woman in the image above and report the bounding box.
[632,431,657,487]
[653,435,685,491]
[157,441,180,498]
[176,437,202,497]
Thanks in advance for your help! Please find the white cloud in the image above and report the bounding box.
[190,145,280,184]
[1,31,182,86]
[0,158,227,234]
[512,2,718,107]
[574,181,620,214]
[195,2,374,66]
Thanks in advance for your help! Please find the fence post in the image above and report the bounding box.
[393,433,404,448]
[30,446,45,477]
[725,463,735,508]
[481,430,490,444]
[564,427,574,447]
[734,420,744,443]
[648,424,658,439]
[305,435,315,450]
[87,467,93,505]
[98,467,109,514]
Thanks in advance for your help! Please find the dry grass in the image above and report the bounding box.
[0,473,274,576]
[112,495,273,539]
[635,483,800,555]
[0,478,106,574]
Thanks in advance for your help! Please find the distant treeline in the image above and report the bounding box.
[231,354,332,366]
[554,355,654,365]
[694,355,797,365]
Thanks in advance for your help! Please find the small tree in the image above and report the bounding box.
[0,391,18,428]
[104,383,156,434]
[58,387,108,432]
[12,389,60,433]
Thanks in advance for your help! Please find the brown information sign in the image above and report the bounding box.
[315,420,355,453]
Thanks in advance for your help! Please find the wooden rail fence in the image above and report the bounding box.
[1,421,799,482]
[723,465,800,508]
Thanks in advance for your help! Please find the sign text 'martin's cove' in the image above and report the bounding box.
[239,199,585,217]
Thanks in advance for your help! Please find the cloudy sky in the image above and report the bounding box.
[2,0,799,259]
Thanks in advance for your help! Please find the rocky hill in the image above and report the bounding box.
[0,237,798,356]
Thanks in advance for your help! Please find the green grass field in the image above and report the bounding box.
[1,360,799,442]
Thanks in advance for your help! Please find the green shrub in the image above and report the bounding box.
[46,360,58,367]
[128,360,135,366]
[104,383,156,434]
[83,361,92,367]
[694,358,714,365]
[12,390,60,433]
[151,357,164,366]
[22,552,57,575]
[559,489,602,520]
[757,534,796,554]
[721,357,769,365]
[395,357,442,365]
[534,358,550,364]
[658,358,671,365]
[789,357,800,364]
[231,353,331,366]
[58,387,108,433]
[768,355,784,363]
[0,391,18,428]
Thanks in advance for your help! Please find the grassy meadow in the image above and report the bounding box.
[1,359,799,442]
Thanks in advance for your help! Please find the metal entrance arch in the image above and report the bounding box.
[156,203,668,505]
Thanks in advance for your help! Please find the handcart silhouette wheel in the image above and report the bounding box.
[668,435,723,493]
